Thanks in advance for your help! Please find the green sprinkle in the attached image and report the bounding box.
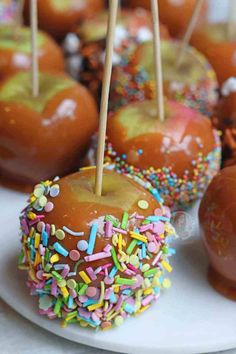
[78,284,88,295]
[45,248,50,261]
[126,239,138,255]
[111,247,121,270]
[115,277,136,285]
[51,270,63,281]
[18,250,24,264]
[65,310,77,319]
[144,268,158,277]
[44,263,52,272]
[54,297,62,315]
[105,215,119,227]
[74,259,84,274]
[142,220,151,225]
[121,211,129,229]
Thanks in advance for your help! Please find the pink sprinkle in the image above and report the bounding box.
[86,267,97,281]
[84,252,111,262]
[101,263,113,270]
[142,294,154,307]
[86,286,97,298]
[61,265,70,278]
[51,279,57,296]
[92,312,100,322]
[127,264,138,273]
[154,208,162,216]
[104,288,113,300]
[153,221,165,235]
[39,244,45,256]
[135,214,145,219]
[103,303,113,316]
[69,289,77,298]
[36,270,44,280]
[139,224,153,232]
[69,250,80,261]
[147,242,156,253]
[105,221,113,237]
[113,227,127,235]
[114,295,124,312]
[152,251,163,266]
[104,276,114,285]
[79,295,88,303]
[46,223,50,235]
[20,218,29,234]
[104,244,112,253]
[124,269,135,276]
[44,202,54,213]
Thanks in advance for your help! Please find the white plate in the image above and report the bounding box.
[0,185,236,354]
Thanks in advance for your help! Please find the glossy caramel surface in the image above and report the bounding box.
[191,23,236,85]
[24,0,104,40]
[199,166,236,300]
[0,26,64,80]
[0,72,98,186]
[107,100,216,177]
[44,169,160,280]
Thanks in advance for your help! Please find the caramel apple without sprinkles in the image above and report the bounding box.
[110,40,218,117]
[18,169,176,329]
[199,166,236,301]
[24,0,104,40]
[0,72,98,186]
[126,0,207,38]
[104,99,221,209]
[0,26,64,80]
[190,23,236,85]
[63,8,169,104]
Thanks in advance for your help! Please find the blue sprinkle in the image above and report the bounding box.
[87,223,98,255]
[124,303,135,314]
[53,242,69,257]
[109,292,117,304]
[109,266,118,278]
[68,296,74,309]
[42,230,48,247]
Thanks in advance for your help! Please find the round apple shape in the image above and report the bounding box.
[110,40,218,117]
[0,71,98,187]
[105,99,221,209]
[0,26,64,80]
[24,0,104,40]
[191,23,236,85]
[18,168,176,329]
[199,165,236,301]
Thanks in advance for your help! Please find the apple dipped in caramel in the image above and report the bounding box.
[18,168,176,329]
[0,72,98,187]
[0,26,64,80]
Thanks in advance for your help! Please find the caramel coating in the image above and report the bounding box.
[191,23,236,85]
[107,100,217,177]
[0,72,98,186]
[24,0,104,40]
[125,0,207,37]
[0,27,64,80]
[199,166,236,300]
[44,169,160,281]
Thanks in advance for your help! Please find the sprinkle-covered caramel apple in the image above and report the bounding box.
[24,0,104,40]
[18,169,176,329]
[63,8,170,104]
[125,0,207,38]
[191,23,236,85]
[0,72,98,187]
[110,40,218,117]
[0,26,64,80]
[103,99,221,209]
[199,166,236,301]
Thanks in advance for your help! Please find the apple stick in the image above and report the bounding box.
[95,0,118,197]
[150,0,164,122]
[227,0,236,41]
[176,0,204,68]
[30,0,39,97]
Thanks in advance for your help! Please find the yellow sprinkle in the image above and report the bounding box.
[28,268,37,282]
[163,278,171,289]
[138,200,149,210]
[50,253,60,263]
[43,273,52,279]
[130,231,147,243]
[30,196,36,203]
[65,314,76,322]
[88,301,104,311]
[61,286,69,298]
[34,252,41,266]
[34,233,40,248]
[44,180,52,186]
[114,286,120,293]
[136,304,150,315]
[144,288,153,296]
[118,234,123,252]
[18,264,29,270]
[51,224,56,235]
[80,166,96,170]
[79,320,89,327]
[29,228,34,238]
[79,271,91,284]
[28,212,37,220]
[161,260,172,273]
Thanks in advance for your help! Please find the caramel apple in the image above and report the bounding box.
[63,8,170,104]
[24,0,104,40]
[0,26,64,80]
[110,40,218,117]
[191,23,236,85]
[18,168,176,329]
[0,72,98,187]
[199,166,236,301]
[103,99,221,209]
[125,0,207,37]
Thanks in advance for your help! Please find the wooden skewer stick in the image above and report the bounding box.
[227,0,236,41]
[176,0,204,68]
[95,0,118,197]
[30,0,39,97]
[151,0,164,122]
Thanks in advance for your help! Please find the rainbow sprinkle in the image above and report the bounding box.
[18,177,176,330]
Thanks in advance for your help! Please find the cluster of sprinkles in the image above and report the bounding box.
[18,177,176,330]
[104,130,222,210]
[109,43,218,118]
